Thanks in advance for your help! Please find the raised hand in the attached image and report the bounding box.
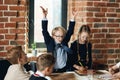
[71,8,78,20]
[40,6,48,18]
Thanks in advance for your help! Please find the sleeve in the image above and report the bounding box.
[63,21,75,44]
[42,20,52,45]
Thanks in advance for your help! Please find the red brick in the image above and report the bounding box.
[94,2,107,7]
[115,28,120,33]
[107,8,115,12]
[106,24,119,27]
[5,22,16,28]
[107,3,119,7]
[4,0,17,4]
[107,54,117,59]
[4,11,17,16]
[116,39,120,43]
[107,13,116,17]
[86,12,93,17]
[5,34,15,39]
[106,34,120,38]
[94,34,105,38]
[86,7,100,12]
[0,35,4,39]
[9,6,26,11]
[0,6,8,10]
[116,0,120,2]
[87,2,93,6]
[87,18,101,22]
[102,18,107,22]
[10,29,25,34]
[94,44,107,48]
[0,17,8,22]
[0,40,9,45]
[91,39,100,43]
[95,13,105,17]
[10,18,25,22]
[0,0,3,4]
[0,52,7,57]
[106,44,119,48]
[91,29,100,33]
[0,11,3,16]
[101,8,107,12]
[0,47,4,51]
[0,23,4,28]
[0,29,8,34]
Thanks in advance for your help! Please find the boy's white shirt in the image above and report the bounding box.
[35,71,45,77]
[35,71,51,80]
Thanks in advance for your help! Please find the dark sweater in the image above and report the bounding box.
[70,40,92,70]
[29,75,47,80]
[0,60,11,80]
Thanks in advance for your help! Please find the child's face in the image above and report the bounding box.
[19,52,28,65]
[79,32,89,44]
[53,30,64,43]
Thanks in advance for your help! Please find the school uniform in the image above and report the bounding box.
[0,60,11,80]
[42,20,75,72]
[70,40,92,70]
[4,64,30,80]
[29,71,47,80]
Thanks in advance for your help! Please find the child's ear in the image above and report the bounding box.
[46,67,50,72]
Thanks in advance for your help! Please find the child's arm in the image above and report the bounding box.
[63,9,78,44]
[40,6,51,45]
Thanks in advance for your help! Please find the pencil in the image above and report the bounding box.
[79,61,83,66]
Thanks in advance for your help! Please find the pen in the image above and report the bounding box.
[79,61,83,66]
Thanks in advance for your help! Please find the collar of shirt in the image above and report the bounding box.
[35,71,45,77]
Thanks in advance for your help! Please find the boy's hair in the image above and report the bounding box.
[7,46,24,64]
[78,25,91,34]
[52,26,66,37]
[37,53,55,71]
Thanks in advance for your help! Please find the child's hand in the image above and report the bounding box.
[73,64,87,73]
[112,72,120,79]
[109,67,115,74]
[40,6,48,18]
[71,8,78,20]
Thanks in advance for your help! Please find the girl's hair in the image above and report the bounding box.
[7,46,23,64]
[77,25,91,61]
[52,26,66,37]
[78,25,91,34]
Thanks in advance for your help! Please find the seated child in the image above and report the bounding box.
[29,53,55,80]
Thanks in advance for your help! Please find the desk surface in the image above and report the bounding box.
[48,70,112,80]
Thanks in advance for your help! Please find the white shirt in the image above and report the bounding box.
[4,64,30,80]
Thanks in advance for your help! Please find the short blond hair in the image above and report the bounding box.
[37,53,55,71]
[52,26,66,37]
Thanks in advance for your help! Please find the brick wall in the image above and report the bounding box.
[0,0,28,57]
[68,0,120,66]
[0,0,120,66]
